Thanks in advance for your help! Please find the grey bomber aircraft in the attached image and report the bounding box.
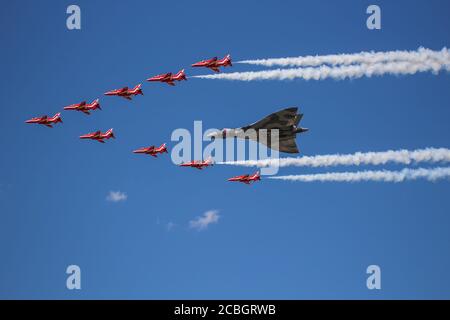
[207,107,308,153]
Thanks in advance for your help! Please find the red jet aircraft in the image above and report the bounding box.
[179,157,214,170]
[104,84,143,100]
[133,143,168,157]
[25,113,63,128]
[191,54,232,73]
[227,171,261,185]
[64,99,101,115]
[147,69,187,86]
[80,128,115,143]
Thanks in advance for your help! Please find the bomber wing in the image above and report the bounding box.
[241,107,303,154]
[256,133,299,154]
[242,107,299,131]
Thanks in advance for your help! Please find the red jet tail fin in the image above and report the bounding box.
[226,54,232,66]
[251,171,261,181]
[54,112,63,123]
[157,143,168,153]
[133,84,143,95]
[106,128,115,139]
[173,69,187,81]
[92,98,101,109]
[220,54,232,66]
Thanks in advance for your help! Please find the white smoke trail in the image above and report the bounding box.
[193,60,450,81]
[268,167,450,183]
[219,148,450,168]
[237,47,450,67]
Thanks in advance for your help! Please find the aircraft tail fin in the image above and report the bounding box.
[107,128,115,139]
[54,112,63,123]
[294,113,303,126]
[226,54,232,66]
[176,69,187,81]
[217,54,232,66]
[160,143,168,153]
[293,113,308,133]
[92,99,101,110]
[133,84,143,95]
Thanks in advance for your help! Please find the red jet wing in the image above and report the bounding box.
[147,73,171,81]
[147,73,179,86]
[25,115,47,123]
[133,146,156,156]
[64,101,87,111]
[192,57,218,67]
[104,87,128,96]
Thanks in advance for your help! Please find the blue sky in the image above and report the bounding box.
[1,0,450,299]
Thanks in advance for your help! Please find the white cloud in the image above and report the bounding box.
[106,191,127,202]
[166,222,176,231]
[189,210,220,231]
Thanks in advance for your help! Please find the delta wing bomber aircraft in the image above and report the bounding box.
[207,107,308,154]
